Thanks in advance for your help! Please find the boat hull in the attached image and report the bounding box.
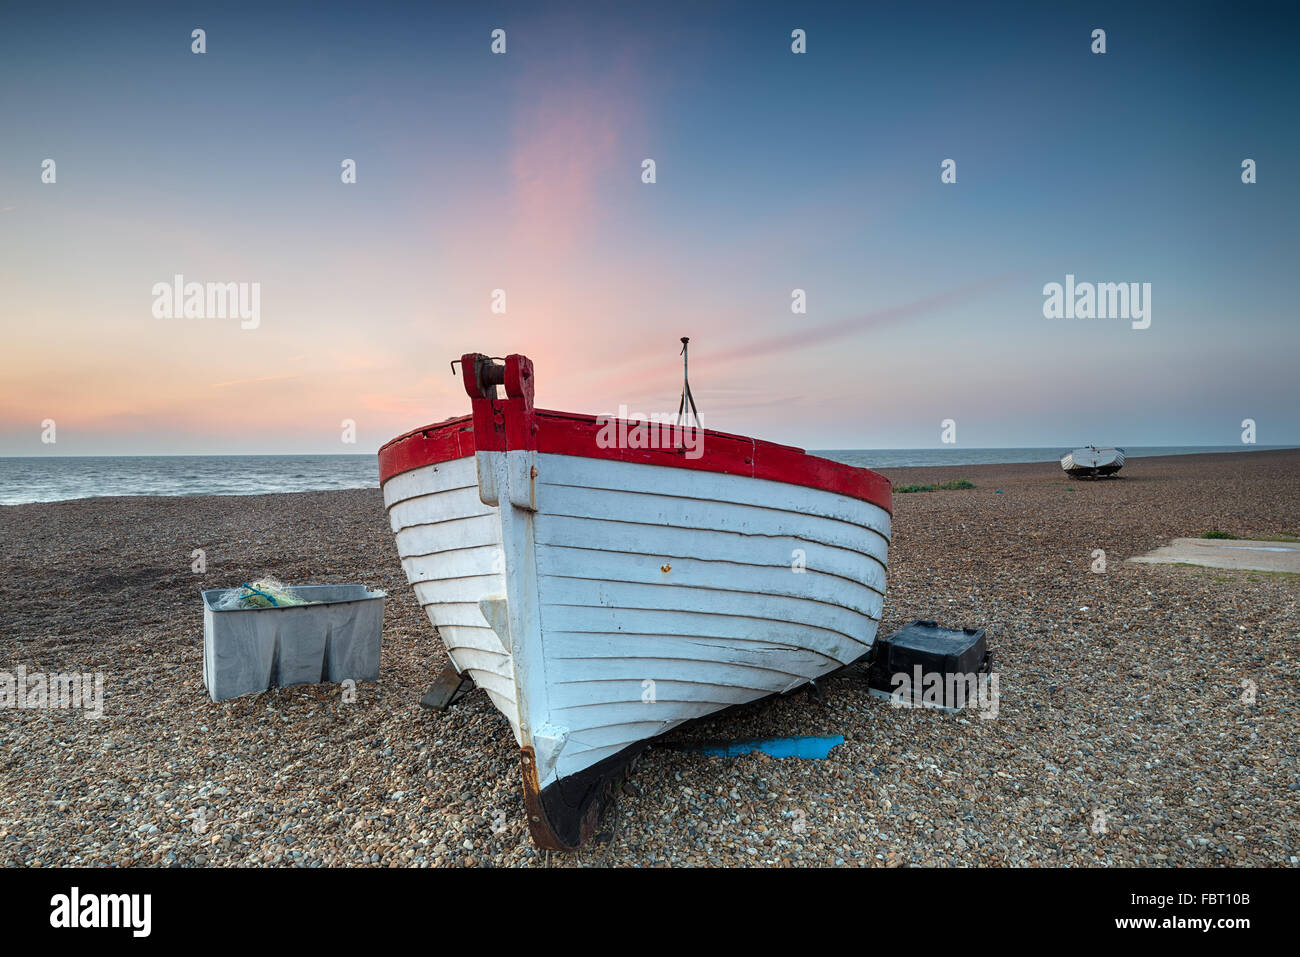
[379,353,892,848]
[1061,446,1126,478]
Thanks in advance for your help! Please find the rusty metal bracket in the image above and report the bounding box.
[519,746,615,851]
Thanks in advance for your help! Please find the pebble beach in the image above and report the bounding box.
[1,448,1297,868]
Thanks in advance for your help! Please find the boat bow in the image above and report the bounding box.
[379,352,892,848]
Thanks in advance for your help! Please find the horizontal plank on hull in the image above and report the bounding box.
[436,623,510,658]
[564,690,821,735]
[410,573,505,606]
[531,604,869,664]
[548,661,822,697]
[458,668,518,710]
[534,514,885,583]
[540,576,879,642]
[545,668,844,780]
[559,719,690,752]
[539,484,889,555]
[544,631,840,671]
[435,649,517,709]
[549,690,769,724]
[547,658,822,697]
[388,486,495,534]
[394,514,501,559]
[439,643,511,676]
[401,544,503,583]
[537,544,884,613]
[413,600,496,628]
[548,680,824,720]
[382,456,479,508]
[556,693,772,736]
[538,452,891,539]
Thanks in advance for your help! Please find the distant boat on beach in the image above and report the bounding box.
[1061,445,1126,478]
[377,349,892,849]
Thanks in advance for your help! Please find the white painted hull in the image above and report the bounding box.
[384,451,890,791]
[1061,446,1125,476]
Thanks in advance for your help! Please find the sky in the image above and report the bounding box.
[1,0,1297,455]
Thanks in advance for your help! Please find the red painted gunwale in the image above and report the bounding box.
[378,410,892,515]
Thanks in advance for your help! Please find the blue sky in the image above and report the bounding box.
[1,1,1296,453]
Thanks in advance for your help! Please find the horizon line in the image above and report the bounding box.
[3,444,1298,459]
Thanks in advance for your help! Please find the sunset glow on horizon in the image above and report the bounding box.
[3,2,1297,456]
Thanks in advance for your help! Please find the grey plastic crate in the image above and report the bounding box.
[201,584,386,702]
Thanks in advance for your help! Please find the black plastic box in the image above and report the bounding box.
[867,619,992,711]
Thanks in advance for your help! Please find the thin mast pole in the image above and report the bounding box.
[678,337,699,428]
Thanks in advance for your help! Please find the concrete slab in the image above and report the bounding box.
[1129,538,1300,573]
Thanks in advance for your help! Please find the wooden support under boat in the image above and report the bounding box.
[418,662,475,711]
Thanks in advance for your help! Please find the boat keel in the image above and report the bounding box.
[520,745,619,850]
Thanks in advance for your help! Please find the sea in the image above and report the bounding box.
[0,447,1293,506]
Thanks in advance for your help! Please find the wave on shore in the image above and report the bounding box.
[1,447,1295,506]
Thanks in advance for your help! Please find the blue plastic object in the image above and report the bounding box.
[690,735,844,759]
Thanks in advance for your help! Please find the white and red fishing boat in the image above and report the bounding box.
[378,350,892,848]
